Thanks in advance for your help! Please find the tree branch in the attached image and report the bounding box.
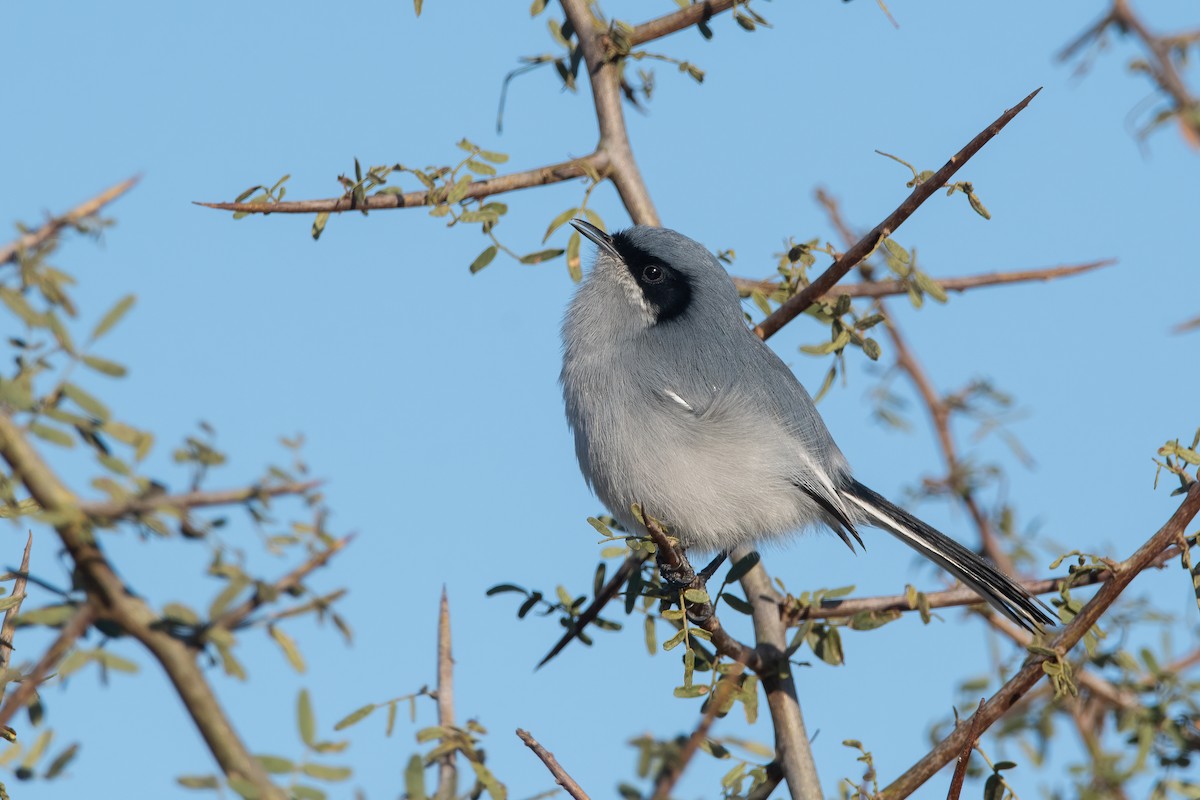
[651,664,745,800]
[1059,0,1200,143]
[732,260,1114,300]
[881,481,1200,799]
[628,0,739,48]
[434,588,457,800]
[209,535,352,633]
[516,728,591,800]
[0,177,140,265]
[561,0,659,225]
[738,547,822,800]
[0,604,95,735]
[0,533,32,676]
[754,88,1041,342]
[80,480,321,520]
[0,412,283,798]
[196,154,608,215]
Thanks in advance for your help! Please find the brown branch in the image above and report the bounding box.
[883,310,1013,572]
[881,481,1200,799]
[80,480,321,520]
[1171,313,1200,334]
[561,0,659,225]
[642,519,761,670]
[754,88,1041,342]
[196,154,608,215]
[783,570,1109,624]
[628,0,738,48]
[210,535,352,633]
[1058,0,1200,143]
[516,728,591,800]
[0,604,95,735]
[945,700,984,800]
[738,546,823,800]
[651,665,745,800]
[0,177,140,265]
[0,411,283,798]
[434,588,457,800]
[0,533,32,676]
[537,552,646,668]
[732,259,1115,300]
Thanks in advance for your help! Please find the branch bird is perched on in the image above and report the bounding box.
[560,220,1055,632]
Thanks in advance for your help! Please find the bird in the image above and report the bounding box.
[559,219,1055,634]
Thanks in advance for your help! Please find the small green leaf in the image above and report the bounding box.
[683,588,710,604]
[334,704,377,730]
[543,207,579,243]
[256,755,295,774]
[312,212,330,240]
[465,159,496,176]
[81,355,128,378]
[29,422,75,448]
[519,249,564,265]
[270,625,306,673]
[177,775,221,789]
[297,689,316,746]
[91,294,136,341]
[469,246,498,274]
[566,230,582,282]
[301,763,352,781]
[673,684,709,698]
[725,552,760,584]
[663,629,687,651]
[405,754,428,800]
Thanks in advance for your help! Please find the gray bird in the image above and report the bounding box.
[561,220,1054,632]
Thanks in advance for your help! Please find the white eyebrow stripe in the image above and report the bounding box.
[663,389,694,412]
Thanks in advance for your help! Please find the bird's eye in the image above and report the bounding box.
[642,264,665,284]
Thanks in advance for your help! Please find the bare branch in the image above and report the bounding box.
[0,604,95,735]
[0,177,140,265]
[738,547,822,800]
[732,259,1115,300]
[883,310,1014,572]
[561,0,659,225]
[882,481,1200,799]
[80,480,321,520]
[783,569,1120,624]
[628,0,738,48]
[0,533,32,675]
[516,728,592,800]
[435,588,457,800]
[945,700,984,800]
[197,153,608,215]
[1171,313,1200,334]
[754,88,1042,342]
[0,412,283,798]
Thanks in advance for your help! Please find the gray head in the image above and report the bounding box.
[569,221,743,335]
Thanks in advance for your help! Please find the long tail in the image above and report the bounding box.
[838,478,1055,631]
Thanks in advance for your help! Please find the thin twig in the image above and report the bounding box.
[651,664,745,800]
[537,552,645,669]
[434,588,457,800]
[782,568,1120,624]
[732,259,1114,300]
[516,728,592,800]
[883,310,1014,572]
[210,535,352,632]
[755,88,1042,342]
[628,0,739,48]
[0,604,95,733]
[0,177,140,265]
[197,154,608,215]
[881,481,1200,799]
[0,533,32,676]
[945,700,984,800]
[80,480,321,520]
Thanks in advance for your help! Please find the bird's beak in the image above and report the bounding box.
[570,219,621,261]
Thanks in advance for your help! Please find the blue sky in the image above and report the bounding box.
[2,1,1198,798]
